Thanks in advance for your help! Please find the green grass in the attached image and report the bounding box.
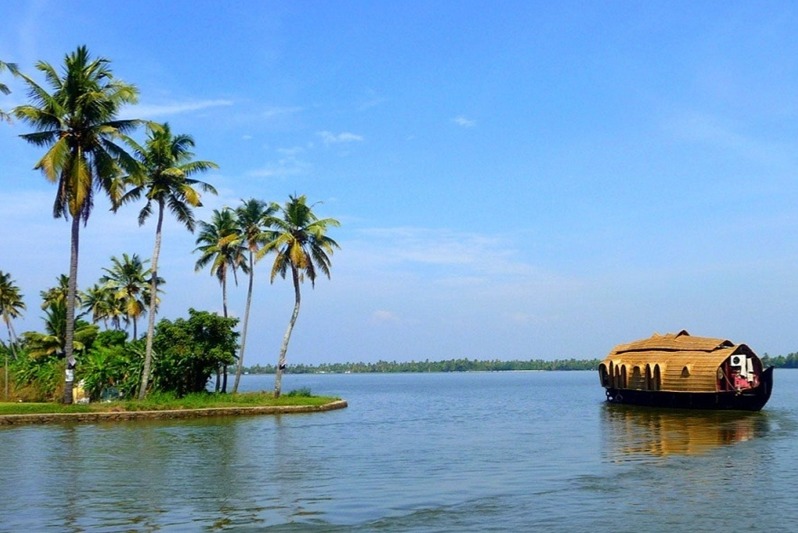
[0,390,340,416]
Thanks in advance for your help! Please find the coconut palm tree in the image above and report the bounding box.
[232,198,279,393]
[100,253,158,340]
[119,122,217,399]
[194,208,247,392]
[259,195,340,398]
[0,271,25,399]
[83,282,123,330]
[0,271,25,354]
[24,300,97,361]
[40,274,82,311]
[14,46,140,403]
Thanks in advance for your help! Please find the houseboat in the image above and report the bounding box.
[598,330,774,411]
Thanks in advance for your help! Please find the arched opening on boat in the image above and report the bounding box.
[631,366,643,390]
[620,365,628,389]
[645,364,653,390]
[599,363,610,387]
[652,365,661,391]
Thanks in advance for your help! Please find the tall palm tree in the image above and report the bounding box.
[100,253,157,340]
[14,45,140,403]
[259,195,340,398]
[232,198,279,393]
[0,271,25,399]
[194,208,247,392]
[119,122,217,399]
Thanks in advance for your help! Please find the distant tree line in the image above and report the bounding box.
[242,353,798,374]
[761,353,798,368]
[242,357,603,374]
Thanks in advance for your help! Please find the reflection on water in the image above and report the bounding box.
[601,405,771,461]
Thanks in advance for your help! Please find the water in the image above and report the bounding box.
[1,370,796,532]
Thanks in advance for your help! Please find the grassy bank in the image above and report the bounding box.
[0,390,340,416]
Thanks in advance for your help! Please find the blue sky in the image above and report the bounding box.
[1,1,797,365]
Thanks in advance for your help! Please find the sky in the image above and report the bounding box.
[1,1,798,366]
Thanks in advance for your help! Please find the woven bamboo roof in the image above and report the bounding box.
[600,330,756,392]
[611,330,735,355]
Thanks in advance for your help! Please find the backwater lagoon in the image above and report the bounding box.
[2,370,796,531]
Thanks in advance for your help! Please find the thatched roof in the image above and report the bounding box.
[600,330,757,392]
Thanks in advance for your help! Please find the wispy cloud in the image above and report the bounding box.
[664,111,792,167]
[263,106,303,119]
[318,131,364,144]
[358,95,387,111]
[453,115,476,128]
[246,153,310,178]
[353,227,541,280]
[370,309,400,324]
[122,99,234,119]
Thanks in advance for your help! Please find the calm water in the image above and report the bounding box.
[2,370,797,532]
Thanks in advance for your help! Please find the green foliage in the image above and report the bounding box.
[761,353,798,368]
[94,329,129,347]
[10,350,64,401]
[151,308,239,397]
[78,341,144,401]
[284,387,312,397]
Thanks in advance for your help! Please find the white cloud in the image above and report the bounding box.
[246,155,310,178]
[663,111,793,168]
[122,99,234,119]
[370,309,400,323]
[317,131,364,144]
[262,106,303,119]
[453,115,476,128]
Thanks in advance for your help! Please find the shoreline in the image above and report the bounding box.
[0,399,348,426]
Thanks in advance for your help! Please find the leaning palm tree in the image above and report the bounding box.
[119,122,217,399]
[100,253,156,340]
[14,45,140,403]
[232,198,279,393]
[194,208,247,392]
[258,195,340,398]
[0,271,25,399]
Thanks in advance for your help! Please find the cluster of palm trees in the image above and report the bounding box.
[0,271,25,399]
[1,46,340,402]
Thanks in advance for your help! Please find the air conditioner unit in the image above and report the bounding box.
[730,355,745,367]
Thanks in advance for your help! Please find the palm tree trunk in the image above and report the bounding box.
[6,320,19,360]
[232,253,255,394]
[4,316,18,399]
[139,202,164,400]
[274,267,301,399]
[216,274,228,393]
[63,216,80,404]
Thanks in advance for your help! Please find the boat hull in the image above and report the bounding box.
[604,367,774,411]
